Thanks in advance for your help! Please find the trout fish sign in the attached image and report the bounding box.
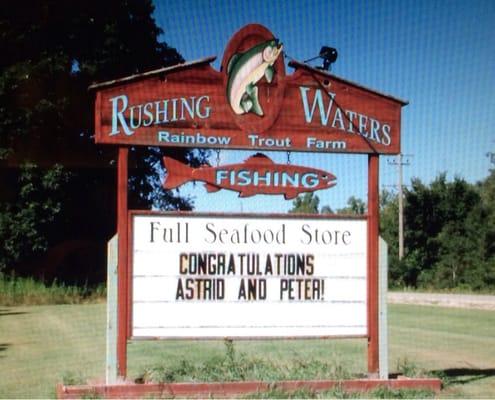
[163,153,336,199]
[226,39,283,116]
[92,24,407,154]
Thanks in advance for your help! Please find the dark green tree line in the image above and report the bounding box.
[289,192,364,215]
[290,170,495,291]
[382,172,495,290]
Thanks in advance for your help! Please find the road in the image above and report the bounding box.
[388,292,495,310]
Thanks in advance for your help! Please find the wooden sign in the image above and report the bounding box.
[131,212,367,339]
[92,24,407,154]
[163,153,336,199]
[89,23,411,379]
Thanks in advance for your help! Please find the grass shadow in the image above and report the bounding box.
[0,308,28,317]
[432,368,495,386]
[0,343,10,358]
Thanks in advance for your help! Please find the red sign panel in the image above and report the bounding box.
[93,24,407,154]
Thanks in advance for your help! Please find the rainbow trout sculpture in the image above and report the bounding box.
[226,39,283,116]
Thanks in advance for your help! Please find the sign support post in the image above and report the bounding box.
[106,234,118,384]
[367,154,379,375]
[117,147,129,378]
[378,236,389,379]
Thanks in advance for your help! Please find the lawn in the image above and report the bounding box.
[0,303,494,398]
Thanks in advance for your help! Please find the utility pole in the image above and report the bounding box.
[387,154,412,260]
[487,141,495,166]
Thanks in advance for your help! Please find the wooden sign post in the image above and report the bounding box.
[116,147,129,377]
[368,153,379,374]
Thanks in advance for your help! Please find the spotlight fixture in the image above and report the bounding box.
[304,46,338,71]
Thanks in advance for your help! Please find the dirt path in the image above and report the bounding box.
[388,292,495,310]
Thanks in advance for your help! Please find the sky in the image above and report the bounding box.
[152,0,495,213]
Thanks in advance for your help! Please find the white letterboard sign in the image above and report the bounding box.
[131,213,367,339]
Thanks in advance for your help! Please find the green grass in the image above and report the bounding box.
[389,286,495,295]
[0,276,105,306]
[0,303,494,398]
[245,386,435,399]
[137,340,355,384]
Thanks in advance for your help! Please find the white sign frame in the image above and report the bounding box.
[130,212,368,340]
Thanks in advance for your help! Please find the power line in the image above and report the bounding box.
[387,154,413,260]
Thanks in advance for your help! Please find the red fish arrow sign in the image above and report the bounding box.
[163,153,336,200]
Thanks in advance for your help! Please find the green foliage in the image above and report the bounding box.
[0,275,105,306]
[289,192,364,215]
[379,189,402,284]
[138,340,353,384]
[336,196,366,215]
[246,385,434,399]
[320,205,334,214]
[401,174,493,290]
[395,357,427,378]
[478,169,495,278]
[0,1,209,278]
[0,163,70,270]
[380,172,495,291]
[289,192,320,214]
[61,371,86,386]
[292,174,495,291]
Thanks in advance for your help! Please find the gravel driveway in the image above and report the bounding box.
[388,292,495,310]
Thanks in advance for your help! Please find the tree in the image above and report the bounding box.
[287,175,494,291]
[289,192,368,215]
[401,174,490,289]
[477,169,495,287]
[379,189,402,286]
[0,164,69,271]
[0,0,208,280]
[478,169,495,259]
[378,173,495,290]
[289,192,320,214]
[336,196,366,215]
[320,205,334,214]
[289,192,368,216]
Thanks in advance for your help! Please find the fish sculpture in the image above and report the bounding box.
[163,153,336,200]
[226,39,283,116]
